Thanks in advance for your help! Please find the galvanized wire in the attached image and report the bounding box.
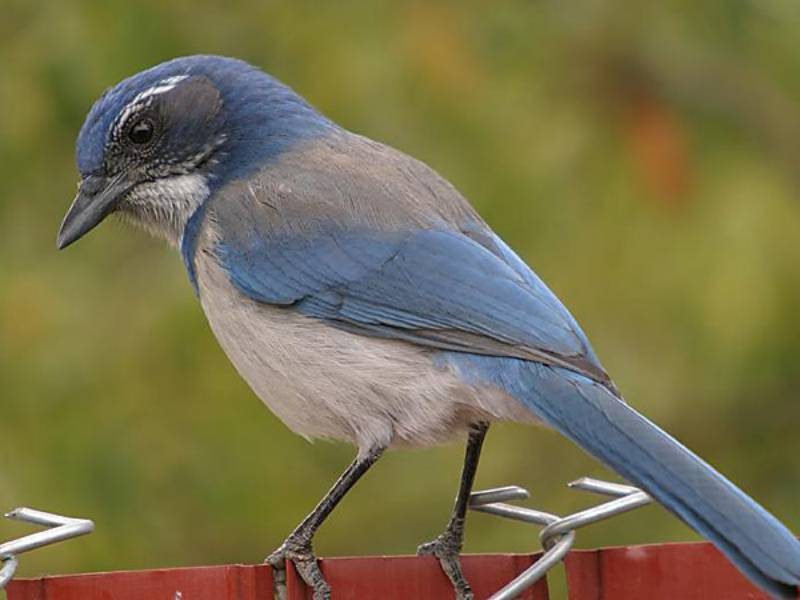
[0,507,94,589]
[468,477,653,600]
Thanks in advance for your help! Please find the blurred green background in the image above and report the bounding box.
[1,0,799,592]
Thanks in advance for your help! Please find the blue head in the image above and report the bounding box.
[58,55,335,249]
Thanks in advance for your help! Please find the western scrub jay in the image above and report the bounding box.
[57,55,799,599]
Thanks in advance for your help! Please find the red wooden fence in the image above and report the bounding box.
[6,542,790,599]
[565,542,777,600]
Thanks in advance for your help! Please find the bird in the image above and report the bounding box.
[57,55,799,600]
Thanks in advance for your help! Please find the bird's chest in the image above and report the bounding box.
[195,255,354,440]
[192,249,496,451]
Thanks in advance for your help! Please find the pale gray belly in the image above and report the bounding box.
[194,253,535,453]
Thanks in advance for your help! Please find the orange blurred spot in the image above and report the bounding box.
[623,94,692,207]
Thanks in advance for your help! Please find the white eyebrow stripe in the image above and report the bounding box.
[113,75,190,136]
[133,75,189,103]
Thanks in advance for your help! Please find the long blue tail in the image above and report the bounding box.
[449,354,800,599]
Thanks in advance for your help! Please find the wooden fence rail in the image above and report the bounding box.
[5,541,780,599]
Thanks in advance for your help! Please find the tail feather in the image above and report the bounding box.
[451,354,800,599]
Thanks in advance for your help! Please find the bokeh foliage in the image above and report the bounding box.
[1,0,799,587]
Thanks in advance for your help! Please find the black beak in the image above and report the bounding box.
[57,173,134,249]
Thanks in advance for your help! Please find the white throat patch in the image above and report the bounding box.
[118,173,209,248]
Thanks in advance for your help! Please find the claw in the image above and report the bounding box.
[266,536,331,600]
[417,526,474,600]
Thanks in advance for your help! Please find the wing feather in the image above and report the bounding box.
[215,221,615,389]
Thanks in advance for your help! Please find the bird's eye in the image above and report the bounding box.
[128,118,155,145]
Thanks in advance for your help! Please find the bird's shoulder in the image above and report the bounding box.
[191,130,614,390]
[207,130,482,235]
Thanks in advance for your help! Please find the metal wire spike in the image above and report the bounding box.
[468,477,653,600]
[0,507,95,589]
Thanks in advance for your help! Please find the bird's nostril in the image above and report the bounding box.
[79,175,106,196]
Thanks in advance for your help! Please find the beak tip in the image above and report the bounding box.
[58,173,128,252]
[56,227,74,250]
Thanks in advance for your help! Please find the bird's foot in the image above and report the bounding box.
[417,520,473,600]
[266,534,331,600]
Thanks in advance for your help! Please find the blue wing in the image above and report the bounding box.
[214,222,613,387]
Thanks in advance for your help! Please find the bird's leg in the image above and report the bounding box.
[418,422,489,600]
[266,445,386,600]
